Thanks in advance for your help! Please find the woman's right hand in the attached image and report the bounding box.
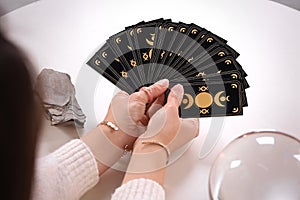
[136,83,199,153]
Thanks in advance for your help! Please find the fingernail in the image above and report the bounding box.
[172,84,184,102]
[156,79,169,87]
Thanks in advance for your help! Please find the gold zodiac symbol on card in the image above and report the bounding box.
[130,60,137,67]
[142,49,153,61]
[200,109,209,115]
[121,71,128,78]
[160,51,166,59]
[196,72,206,77]
[199,86,208,92]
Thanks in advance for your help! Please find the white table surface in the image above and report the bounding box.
[1,0,300,199]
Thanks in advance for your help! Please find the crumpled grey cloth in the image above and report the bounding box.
[35,68,86,127]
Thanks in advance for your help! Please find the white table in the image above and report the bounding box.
[1,0,300,199]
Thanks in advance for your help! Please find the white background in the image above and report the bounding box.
[1,0,300,199]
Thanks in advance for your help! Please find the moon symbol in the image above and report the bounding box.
[231,83,238,89]
[232,107,239,113]
[195,92,213,108]
[231,73,238,79]
[225,59,232,65]
[191,29,198,34]
[146,38,154,46]
[182,93,194,109]
[130,30,134,36]
[180,27,186,32]
[214,91,225,107]
[218,51,225,57]
[149,49,153,58]
[127,45,132,50]
[116,37,121,44]
[168,27,174,31]
[95,59,100,65]
[207,37,213,43]
[102,52,107,58]
[137,28,142,34]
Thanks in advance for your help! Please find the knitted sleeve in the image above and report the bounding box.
[111,178,165,200]
[31,139,99,200]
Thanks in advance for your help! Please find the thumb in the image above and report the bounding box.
[165,84,184,109]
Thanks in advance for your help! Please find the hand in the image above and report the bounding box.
[81,79,169,175]
[137,84,199,152]
[122,84,199,184]
[104,79,169,138]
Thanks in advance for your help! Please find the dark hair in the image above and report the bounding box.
[0,29,41,199]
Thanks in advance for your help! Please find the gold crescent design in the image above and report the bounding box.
[231,83,238,89]
[95,59,100,65]
[146,38,154,46]
[149,49,153,59]
[127,45,133,50]
[195,92,213,108]
[182,93,194,109]
[116,37,121,44]
[137,28,142,34]
[218,51,225,57]
[214,91,225,107]
[168,27,174,31]
[130,30,134,36]
[207,37,214,43]
[180,27,186,32]
[231,73,238,79]
[102,52,107,58]
[232,107,239,113]
[225,59,232,65]
[191,29,198,34]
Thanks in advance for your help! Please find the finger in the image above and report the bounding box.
[147,94,165,118]
[168,118,200,152]
[139,115,150,126]
[130,79,169,104]
[165,84,184,109]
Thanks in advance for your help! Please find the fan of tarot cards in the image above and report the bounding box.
[87,18,249,118]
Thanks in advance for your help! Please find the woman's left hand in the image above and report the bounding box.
[103,79,169,138]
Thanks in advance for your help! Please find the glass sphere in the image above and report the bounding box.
[209,131,300,200]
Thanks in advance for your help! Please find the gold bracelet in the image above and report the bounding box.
[141,140,170,164]
[99,120,119,131]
